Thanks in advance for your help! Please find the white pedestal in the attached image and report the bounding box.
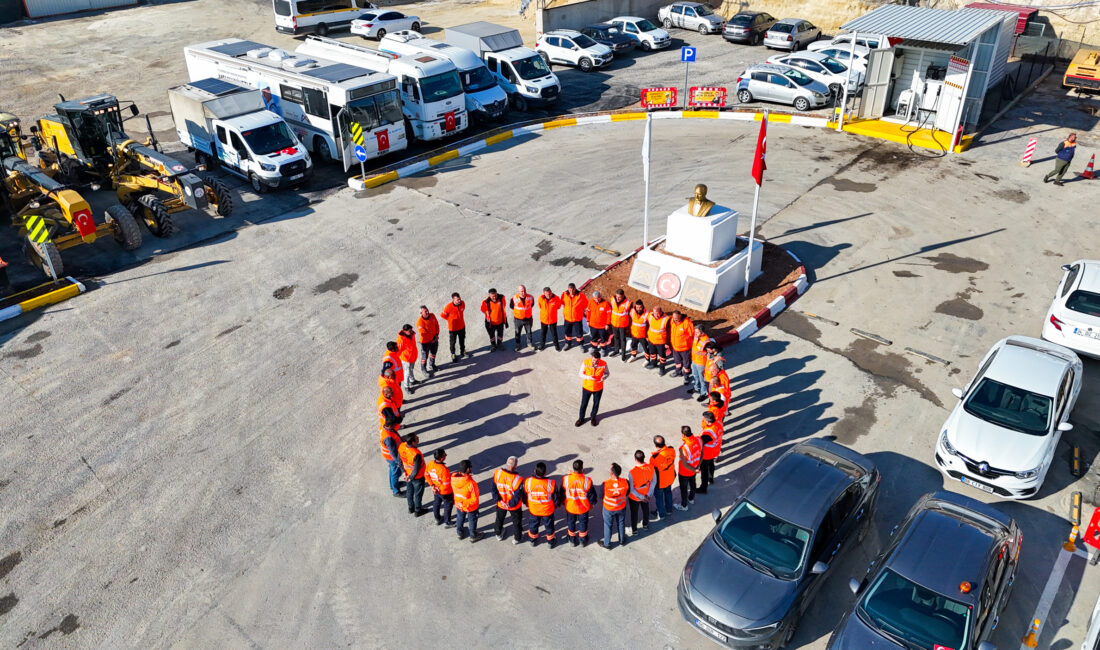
[632,237,763,311]
[664,205,739,265]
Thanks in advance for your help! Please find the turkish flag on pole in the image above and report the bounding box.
[751,113,767,186]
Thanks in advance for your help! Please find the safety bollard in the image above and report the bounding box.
[1022,618,1040,648]
[1064,525,1079,553]
[1020,137,1037,167]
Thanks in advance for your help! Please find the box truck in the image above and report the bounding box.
[444,22,560,112]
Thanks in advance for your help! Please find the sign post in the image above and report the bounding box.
[680,46,696,108]
[354,144,367,182]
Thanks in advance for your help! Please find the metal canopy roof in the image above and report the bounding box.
[841,5,1011,46]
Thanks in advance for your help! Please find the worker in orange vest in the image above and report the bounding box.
[577,349,610,427]
[703,341,725,387]
[708,391,728,424]
[561,283,588,350]
[674,426,701,511]
[425,449,455,526]
[396,323,420,393]
[379,423,403,497]
[537,286,562,351]
[382,341,403,384]
[509,284,535,351]
[649,435,676,519]
[378,367,403,411]
[440,292,467,361]
[377,385,403,434]
[690,328,712,400]
[609,289,632,360]
[627,299,648,363]
[645,306,672,375]
[710,365,731,408]
[451,460,482,542]
[563,459,597,547]
[585,290,612,353]
[398,433,428,517]
[416,305,441,375]
[669,310,696,381]
[699,411,723,494]
[628,450,657,535]
[480,288,508,352]
[492,456,525,544]
[599,463,629,549]
[524,462,561,548]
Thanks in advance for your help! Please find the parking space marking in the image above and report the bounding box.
[1022,547,1089,650]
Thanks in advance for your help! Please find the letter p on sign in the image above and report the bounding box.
[681,46,696,62]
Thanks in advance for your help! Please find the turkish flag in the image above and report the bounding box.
[444,111,456,132]
[376,130,390,152]
[751,114,767,187]
[73,209,96,237]
[933,645,955,650]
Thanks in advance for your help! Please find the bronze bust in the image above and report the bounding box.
[687,184,715,217]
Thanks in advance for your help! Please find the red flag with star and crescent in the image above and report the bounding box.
[751,114,767,187]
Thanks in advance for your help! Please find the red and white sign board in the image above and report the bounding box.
[688,87,727,108]
[1084,507,1100,550]
[641,87,677,109]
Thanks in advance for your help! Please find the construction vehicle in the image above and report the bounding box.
[32,94,235,238]
[1064,49,1100,92]
[1,110,142,278]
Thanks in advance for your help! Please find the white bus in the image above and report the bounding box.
[185,38,407,171]
[273,0,375,37]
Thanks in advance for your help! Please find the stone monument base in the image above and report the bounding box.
[630,236,763,312]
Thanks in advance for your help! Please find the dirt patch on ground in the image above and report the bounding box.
[582,241,803,341]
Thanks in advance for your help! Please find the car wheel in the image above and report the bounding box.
[752,32,762,45]
[641,40,652,51]
[411,22,421,32]
[313,136,332,164]
[737,89,753,103]
[316,22,328,37]
[578,57,592,72]
[794,96,810,112]
[663,17,672,28]
[250,173,268,194]
[538,50,550,65]
[377,28,386,40]
[698,23,708,34]
[512,94,528,112]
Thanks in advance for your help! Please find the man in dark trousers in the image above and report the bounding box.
[1044,133,1077,186]
[563,459,597,547]
[492,456,525,544]
[673,426,701,512]
[577,349,609,427]
[398,433,427,516]
[628,449,656,535]
[480,288,508,351]
[524,462,561,548]
[599,463,629,550]
[537,287,562,351]
[425,449,454,527]
[509,284,535,351]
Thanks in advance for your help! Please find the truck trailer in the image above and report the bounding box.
[444,21,560,112]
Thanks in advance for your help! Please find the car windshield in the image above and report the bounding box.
[460,66,498,92]
[963,377,1052,436]
[771,23,793,33]
[637,19,659,31]
[729,14,753,24]
[858,569,971,650]
[419,71,463,102]
[514,54,551,80]
[573,33,598,47]
[241,121,297,156]
[715,500,810,579]
[358,12,376,20]
[783,68,813,86]
[1066,290,1100,317]
[820,56,847,74]
[695,5,714,15]
[273,0,291,16]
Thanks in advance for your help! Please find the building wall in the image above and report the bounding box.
[537,0,670,34]
[22,0,137,19]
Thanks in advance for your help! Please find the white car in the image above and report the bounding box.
[934,336,1083,500]
[811,43,871,75]
[808,32,889,52]
[766,51,863,97]
[536,29,613,72]
[1042,259,1100,358]
[658,2,724,34]
[605,16,672,51]
[350,10,421,40]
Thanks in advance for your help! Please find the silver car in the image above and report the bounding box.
[763,18,820,51]
[658,1,724,34]
[736,63,830,112]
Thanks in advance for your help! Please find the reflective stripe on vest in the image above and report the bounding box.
[564,472,593,514]
[610,297,631,328]
[702,423,723,460]
[705,354,725,382]
[379,428,400,461]
[398,443,424,479]
[377,398,400,427]
[646,314,670,344]
[630,311,648,338]
[525,477,556,516]
[384,351,403,380]
[494,469,523,510]
[426,460,453,494]
[629,465,654,501]
[512,293,533,319]
[603,477,629,511]
[678,436,701,476]
[451,474,479,512]
[582,357,607,392]
[691,334,711,366]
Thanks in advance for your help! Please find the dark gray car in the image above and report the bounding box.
[827,490,1021,650]
[580,24,636,55]
[678,439,880,649]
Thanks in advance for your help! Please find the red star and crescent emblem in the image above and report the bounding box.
[376,130,390,152]
[73,209,96,236]
[656,272,681,299]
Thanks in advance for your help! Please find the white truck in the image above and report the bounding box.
[444,22,560,112]
[168,78,313,193]
[296,35,468,142]
[380,30,509,123]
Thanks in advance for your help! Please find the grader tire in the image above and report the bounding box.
[136,194,177,238]
[26,240,64,279]
[205,177,235,217]
[105,204,143,251]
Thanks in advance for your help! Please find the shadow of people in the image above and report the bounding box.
[403,368,533,414]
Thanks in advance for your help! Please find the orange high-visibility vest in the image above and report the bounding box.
[481,297,505,325]
[587,299,611,329]
[383,350,403,382]
[610,297,631,328]
[494,469,523,510]
[379,428,400,461]
[451,473,480,512]
[678,436,701,476]
[629,310,648,338]
[538,294,561,324]
[711,369,731,403]
[709,400,728,423]
[512,293,534,319]
[646,313,670,344]
[378,376,403,410]
[416,314,440,343]
[564,472,593,514]
[691,333,711,366]
[562,291,587,322]
[702,421,724,460]
[650,446,676,488]
[426,460,453,494]
[377,398,401,431]
[398,443,425,479]
[581,357,608,392]
[397,332,418,363]
[602,478,629,511]
[440,301,465,331]
[705,354,725,382]
[629,464,655,502]
[524,477,556,516]
[670,318,695,352]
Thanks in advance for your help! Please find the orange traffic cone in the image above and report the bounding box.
[1022,618,1040,648]
[1083,154,1095,179]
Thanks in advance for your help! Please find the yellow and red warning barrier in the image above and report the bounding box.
[640,87,677,109]
[688,86,727,108]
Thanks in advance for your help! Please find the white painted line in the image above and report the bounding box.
[575,115,608,126]
[1021,548,1086,650]
[399,160,430,177]
[736,319,758,339]
[512,124,545,136]
[794,276,809,294]
[456,140,489,157]
[767,295,786,316]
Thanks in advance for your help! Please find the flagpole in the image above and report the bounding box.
[642,112,652,249]
[744,111,766,297]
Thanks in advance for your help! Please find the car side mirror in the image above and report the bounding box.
[848,578,860,594]
[952,387,964,399]
[811,561,828,575]
[977,642,996,650]
[1058,422,1074,432]
[129,104,140,116]
[1061,264,1072,272]
[711,508,722,523]
[29,125,38,134]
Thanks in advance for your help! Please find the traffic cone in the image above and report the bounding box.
[1022,618,1040,648]
[1064,525,1079,552]
[1083,154,1095,179]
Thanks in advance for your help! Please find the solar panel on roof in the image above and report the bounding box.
[189,77,245,96]
[210,40,267,57]
[303,63,370,82]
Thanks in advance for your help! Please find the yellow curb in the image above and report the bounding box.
[542,117,578,129]
[683,110,720,119]
[361,170,399,189]
[19,281,81,312]
[610,113,647,121]
[485,131,513,145]
[427,149,460,167]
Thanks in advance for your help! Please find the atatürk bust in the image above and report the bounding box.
[687,183,715,217]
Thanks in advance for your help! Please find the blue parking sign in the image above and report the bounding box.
[681,46,696,62]
[354,144,367,162]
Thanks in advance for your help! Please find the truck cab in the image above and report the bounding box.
[444,21,561,112]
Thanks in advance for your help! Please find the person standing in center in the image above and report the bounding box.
[627,299,648,363]
[480,288,508,351]
[416,306,440,376]
[561,283,588,351]
[563,459,597,547]
[440,293,467,362]
[599,463,629,550]
[669,311,696,383]
[524,462,560,548]
[609,289,632,360]
[628,450,656,535]
[699,411,723,494]
[451,460,482,542]
[649,436,676,520]
[690,328,712,398]
[1044,132,1077,186]
[509,285,535,351]
[537,286,562,351]
[492,457,525,544]
[674,426,701,511]
[396,324,419,394]
[576,349,609,427]
[425,449,454,526]
[398,433,427,517]
[585,291,612,354]
[645,306,672,375]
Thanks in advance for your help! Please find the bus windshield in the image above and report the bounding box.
[242,121,298,156]
[346,89,403,131]
[419,71,463,102]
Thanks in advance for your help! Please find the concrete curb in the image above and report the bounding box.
[348,108,831,191]
[576,237,809,348]
[0,276,86,323]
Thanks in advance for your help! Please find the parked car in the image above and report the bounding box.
[580,24,636,55]
[605,16,672,51]
[723,11,776,44]
[809,32,889,52]
[764,18,821,51]
[536,29,613,72]
[828,491,1021,650]
[934,335,1082,499]
[678,439,879,649]
[765,51,863,97]
[736,63,830,111]
[658,1,724,34]
[1083,589,1100,650]
[812,43,871,75]
[1042,259,1100,358]
[350,10,421,39]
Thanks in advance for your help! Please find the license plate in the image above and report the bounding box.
[1074,327,1100,340]
[695,619,727,642]
[290,173,303,180]
[960,476,994,494]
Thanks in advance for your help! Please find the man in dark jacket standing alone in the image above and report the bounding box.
[1044,133,1077,186]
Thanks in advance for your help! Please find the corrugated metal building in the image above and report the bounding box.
[22,0,138,19]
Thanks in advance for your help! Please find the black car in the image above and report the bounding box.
[678,439,880,649]
[723,11,776,44]
[828,491,1021,650]
[581,24,636,55]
